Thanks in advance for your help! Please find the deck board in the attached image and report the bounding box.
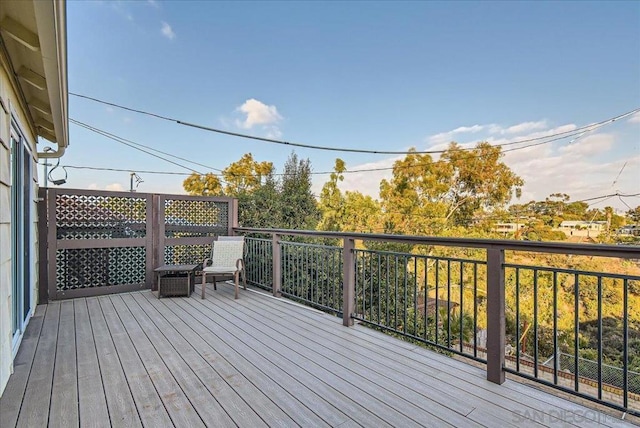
[0,305,46,428]
[1,285,636,428]
[96,298,173,426]
[86,297,142,428]
[241,287,547,427]
[115,293,236,427]
[48,300,79,427]
[201,285,465,428]
[132,292,269,428]
[219,284,529,427]
[16,302,60,428]
[174,296,328,427]
[75,298,110,428]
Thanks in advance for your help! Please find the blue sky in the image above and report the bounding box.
[53,1,640,212]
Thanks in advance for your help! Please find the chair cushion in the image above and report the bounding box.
[203,266,238,274]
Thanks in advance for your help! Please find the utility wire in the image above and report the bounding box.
[62,165,193,176]
[69,92,640,155]
[70,119,206,175]
[70,116,631,179]
[61,158,640,208]
[611,161,627,188]
[71,119,222,174]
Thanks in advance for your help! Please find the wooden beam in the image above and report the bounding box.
[35,118,55,133]
[29,98,52,116]
[0,16,40,51]
[37,129,57,143]
[17,67,46,91]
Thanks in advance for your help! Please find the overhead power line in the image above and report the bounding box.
[69,92,640,156]
[575,192,640,203]
[62,165,193,176]
[70,119,206,175]
[69,116,635,181]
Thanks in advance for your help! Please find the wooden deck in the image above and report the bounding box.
[1,283,636,428]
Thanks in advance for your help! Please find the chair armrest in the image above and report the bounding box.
[203,258,213,268]
[236,258,244,270]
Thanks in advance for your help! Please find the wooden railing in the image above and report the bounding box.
[236,227,640,416]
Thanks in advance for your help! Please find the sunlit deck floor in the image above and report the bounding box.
[1,284,637,428]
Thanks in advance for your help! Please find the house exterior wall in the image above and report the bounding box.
[0,59,40,397]
[493,222,525,234]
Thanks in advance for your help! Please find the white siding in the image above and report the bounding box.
[0,63,40,397]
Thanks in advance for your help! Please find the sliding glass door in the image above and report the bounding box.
[10,120,31,349]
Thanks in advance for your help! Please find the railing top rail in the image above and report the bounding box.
[48,187,151,198]
[46,187,236,203]
[234,227,640,259]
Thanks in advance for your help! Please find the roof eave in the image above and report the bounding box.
[33,0,68,158]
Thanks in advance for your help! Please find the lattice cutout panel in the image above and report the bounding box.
[164,244,211,266]
[164,199,228,238]
[56,247,146,290]
[56,194,147,239]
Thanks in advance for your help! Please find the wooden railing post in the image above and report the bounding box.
[342,237,355,327]
[272,234,281,297]
[146,194,158,289]
[229,198,238,236]
[487,247,505,384]
[37,187,48,304]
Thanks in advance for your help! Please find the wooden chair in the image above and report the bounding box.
[201,238,246,299]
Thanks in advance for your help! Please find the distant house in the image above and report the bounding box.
[616,225,640,237]
[0,0,68,396]
[557,220,607,238]
[493,222,526,234]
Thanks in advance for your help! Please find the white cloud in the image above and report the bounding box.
[503,120,547,135]
[105,183,124,191]
[109,2,134,22]
[429,124,485,144]
[161,21,176,40]
[88,183,99,190]
[628,112,640,124]
[558,133,613,157]
[265,126,283,139]
[236,99,282,129]
[429,120,550,145]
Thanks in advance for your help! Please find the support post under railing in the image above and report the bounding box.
[487,247,505,384]
[342,237,355,327]
[272,234,281,297]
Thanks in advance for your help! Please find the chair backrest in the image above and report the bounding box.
[211,240,244,268]
[217,236,244,241]
[217,235,246,256]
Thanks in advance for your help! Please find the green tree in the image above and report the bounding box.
[317,159,383,233]
[236,173,280,228]
[318,159,347,231]
[627,206,640,224]
[279,152,320,230]
[379,143,523,235]
[183,172,223,196]
[222,153,274,197]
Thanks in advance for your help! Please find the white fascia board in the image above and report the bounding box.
[33,0,68,157]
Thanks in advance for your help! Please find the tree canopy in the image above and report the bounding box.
[183,152,319,230]
[378,142,523,235]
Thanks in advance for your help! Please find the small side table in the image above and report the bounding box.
[154,264,200,298]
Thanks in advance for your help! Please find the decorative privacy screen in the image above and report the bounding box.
[42,189,236,299]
